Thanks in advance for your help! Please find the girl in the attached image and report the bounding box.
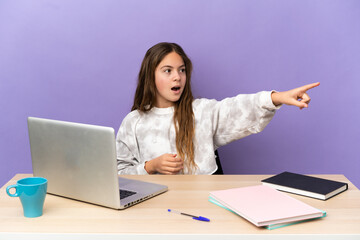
[116,42,319,175]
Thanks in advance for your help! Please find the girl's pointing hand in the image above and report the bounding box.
[271,82,320,109]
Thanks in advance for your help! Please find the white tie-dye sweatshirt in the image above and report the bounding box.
[116,91,281,175]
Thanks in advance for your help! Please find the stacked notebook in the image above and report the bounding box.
[261,171,348,200]
[209,185,326,230]
[209,172,350,229]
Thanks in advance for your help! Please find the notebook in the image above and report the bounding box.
[209,185,325,228]
[28,117,168,209]
[261,172,348,200]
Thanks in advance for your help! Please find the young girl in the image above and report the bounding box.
[116,42,320,175]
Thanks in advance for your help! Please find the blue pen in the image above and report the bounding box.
[168,209,210,222]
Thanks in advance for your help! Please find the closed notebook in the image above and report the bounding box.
[261,172,348,200]
[209,185,325,228]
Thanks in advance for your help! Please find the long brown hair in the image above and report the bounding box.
[132,42,196,173]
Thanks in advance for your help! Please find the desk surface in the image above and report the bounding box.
[1,174,359,239]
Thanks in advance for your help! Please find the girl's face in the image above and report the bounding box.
[154,52,186,108]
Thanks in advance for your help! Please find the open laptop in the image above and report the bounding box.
[27,117,168,209]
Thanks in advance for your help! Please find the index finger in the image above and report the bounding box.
[299,82,320,92]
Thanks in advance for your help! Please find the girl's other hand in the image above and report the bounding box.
[271,82,320,109]
[144,154,183,175]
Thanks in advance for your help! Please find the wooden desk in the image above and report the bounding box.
[0,174,359,240]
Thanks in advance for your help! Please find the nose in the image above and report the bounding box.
[173,70,181,81]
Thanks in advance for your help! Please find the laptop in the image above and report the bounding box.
[27,117,168,209]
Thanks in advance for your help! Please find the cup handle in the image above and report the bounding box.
[6,184,19,197]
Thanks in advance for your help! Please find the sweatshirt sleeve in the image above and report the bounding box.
[200,91,281,148]
[116,112,148,175]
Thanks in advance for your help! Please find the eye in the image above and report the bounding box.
[180,68,186,73]
[164,69,171,73]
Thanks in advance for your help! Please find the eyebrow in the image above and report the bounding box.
[160,64,185,69]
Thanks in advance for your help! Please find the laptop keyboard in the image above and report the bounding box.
[120,189,137,199]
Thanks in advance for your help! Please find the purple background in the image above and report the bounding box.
[1,0,359,188]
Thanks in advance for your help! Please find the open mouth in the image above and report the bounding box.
[171,87,181,91]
